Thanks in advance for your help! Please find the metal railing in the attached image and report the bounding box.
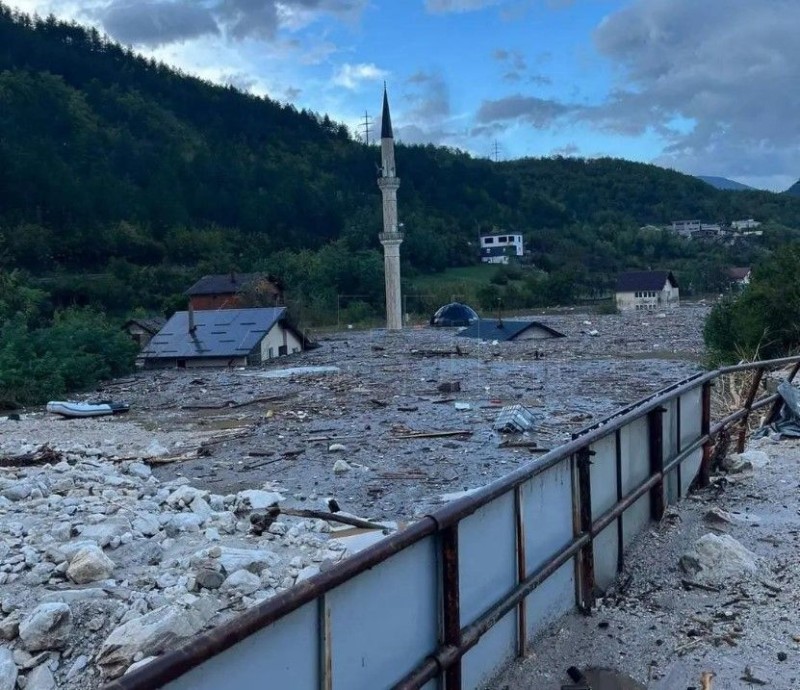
[107,355,800,690]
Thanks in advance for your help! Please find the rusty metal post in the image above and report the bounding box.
[699,381,713,487]
[576,448,595,613]
[647,408,665,521]
[514,486,527,658]
[736,366,765,452]
[441,526,462,690]
[614,429,624,573]
[319,596,332,690]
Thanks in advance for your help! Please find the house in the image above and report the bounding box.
[140,307,308,369]
[122,317,166,349]
[670,220,701,237]
[458,319,566,342]
[728,267,752,287]
[479,231,523,265]
[615,271,680,312]
[731,219,761,230]
[185,273,283,311]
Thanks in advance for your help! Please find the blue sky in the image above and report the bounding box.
[9,0,800,191]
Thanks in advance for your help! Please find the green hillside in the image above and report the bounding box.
[2,4,800,403]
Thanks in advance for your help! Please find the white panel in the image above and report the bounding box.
[592,522,618,591]
[459,493,516,626]
[328,538,438,690]
[461,610,517,690]
[662,399,679,504]
[525,559,574,640]
[589,435,617,519]
[165,602,318,690]
[680,389,703,449]
[620,416,650,494]
[622,493,650,549]
[521,463,574,574]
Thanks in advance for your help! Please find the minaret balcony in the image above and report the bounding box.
[379,231,404,243]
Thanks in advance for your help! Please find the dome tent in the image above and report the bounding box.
[429,302,480,328]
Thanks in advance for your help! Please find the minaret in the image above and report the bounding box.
[377,85,404,331]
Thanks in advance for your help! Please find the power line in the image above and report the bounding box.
[492,139,502,162]
[360,110,373,145]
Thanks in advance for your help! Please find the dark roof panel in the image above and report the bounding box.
[141,307,287,360]
[615,271,678,292]
[458,319,566,342]
[185,273,264,296]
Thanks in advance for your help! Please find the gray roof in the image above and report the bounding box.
[615,271,678,292]
[123,317,166,334]
[141,308,286,360]
[458,319,566,342]
[184,273,263,296]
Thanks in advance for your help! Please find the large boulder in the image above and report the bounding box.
[19,603,72,651]
[0,647,17,690]
[25,664,56,690]
[234,490,283,512]
[194,547,280,575]
[97,605,205,679]
[680,533,759,583]
[221,570,260,596]
[67,545,115,584]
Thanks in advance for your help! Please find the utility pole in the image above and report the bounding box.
[360,110,372,145]
[492,140,501,162]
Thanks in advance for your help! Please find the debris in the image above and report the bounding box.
[777,651,788,661]
[333,459,351,473]
[588,329,599,337]
[277,508,389,531]
[703,507,734,526]
[681,579,721,593]
[454,402,472,411]
[251,366,340,379]
[397,406,419,412]
[700,670,714,690]
[740,666,767,685]
[0,444,62,469]
[680,533,759,583]
[410,346,466,357]
[437,381,461,393]
[370,399,388,408]
[493,404,536,433]
[391,430,473,440]
[328,443,347,453]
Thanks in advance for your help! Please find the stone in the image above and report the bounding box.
[195,568,224,590]
[40,589,108,605]
[19,603,72,651]
[77,517,132,548]
[724,450,770,473]
[125,463,152,480]
[234,490,284,512]
[221,570,261,596]
[65,655,88,680]
[124,656,158,675]
[0,647,16,690]
[333,459,351,474]
[680,533,759,583]
[145,440,169,458]
[25,664,55,690]
[165,513,204,537]
[209,547,279,575]
[67,545,115,584]
[97,605,204,679]
[328,443,347,453]
[0,616,19,641]
[190,497,213,520]
[2,480,33,502]
[296,565,320,582]
[132,514,161,537]
[165,485,207,508]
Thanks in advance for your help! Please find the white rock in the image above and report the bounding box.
[190,497,213,520]
[0,647,16,690]
[296,565,319,582]
[333,459,351,474]
[25,664,55,690]
[77,518,131,548]
[221,569,261,596]
[65,655,88,680]
[132,514,161,537]
[19,603,72,651]
[328,443,347,453]
[454,402,471,411]
[67,545,115,584]
[165,485,207,507]
[124,656,158,675]
[97,605,205,679]
[680,533,759,582]
[204,547,279,575]
[125,462,152,480]
[165,513,204,535]
[234,490,283,512]
[144,440,169,457]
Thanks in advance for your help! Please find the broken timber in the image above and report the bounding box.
[391,430,473,440]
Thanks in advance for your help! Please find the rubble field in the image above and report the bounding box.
[493,437,800,689]
[0,305,708,688]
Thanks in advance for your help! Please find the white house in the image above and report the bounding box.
[731,219,761,230]
[480,232,524,265]
[615,271,680,312]
[670,220,701,237]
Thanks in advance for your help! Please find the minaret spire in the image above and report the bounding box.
[377,85,403,331]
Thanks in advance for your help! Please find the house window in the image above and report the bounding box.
[268,347,274,359]
[485,237,494,244]
[279,345,288,356]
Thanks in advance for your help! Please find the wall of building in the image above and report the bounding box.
[259,324,303,360]
[189,295,244,311]
[616,283,680,312]
[144,356,248,369]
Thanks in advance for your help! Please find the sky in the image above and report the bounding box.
[8,0,800,191]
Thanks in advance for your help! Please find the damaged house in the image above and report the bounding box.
[185,273,283,311]
[140,307,308,369]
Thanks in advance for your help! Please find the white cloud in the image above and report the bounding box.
[331,62,388,90]
[425,0,503,13]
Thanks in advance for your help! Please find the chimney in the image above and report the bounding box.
[188,302,197,334]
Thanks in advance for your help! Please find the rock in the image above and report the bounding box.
[19,603,72,651]
[25,664,55,690]
[0,616,19,641]
[132,514,161,537]
[296,565,319,582]
[67,545,115,584]
[454,402,471,411]
[209,547,279,575]
[328,443,347,453]
[144,440,169,457]
[125,656,158,675]
[221,570,261,596]
[40,588,108,604]
[680,533,759,582]
[333,459,351,474]
[78,517,132,547]
[0,647,16,690]
[65,655,88,680]
[234,490,283,512]
[704,507,734,526]
[726,450,770,472]
[195,568,224,590]
[165,485,207,507]
[97,605,204,679]
[2,480,33,501]
[125,462,152,480]
[165,513,204,536]
[190,497,213,520]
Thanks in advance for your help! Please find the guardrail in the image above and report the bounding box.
[107,355,800,690]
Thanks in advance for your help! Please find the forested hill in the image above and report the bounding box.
[3,2,800,318]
